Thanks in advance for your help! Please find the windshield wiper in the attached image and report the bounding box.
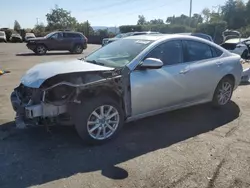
[85,60,105,66]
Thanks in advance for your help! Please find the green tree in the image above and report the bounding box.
[95,29,108,37]
[166,14,202,28]
[76,21,94,36]
[149,19,164,25]
[46,5,78,30]
[14,20,21,31]
[137,15,147,25]
[221,0,246,29]
[202,8,211,22]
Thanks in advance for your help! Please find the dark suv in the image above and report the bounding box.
[26,30,88,55]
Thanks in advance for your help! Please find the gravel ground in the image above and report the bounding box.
[1,43,250,188]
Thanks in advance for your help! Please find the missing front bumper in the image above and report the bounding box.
[10,91,67,128]
[25,104,67,119]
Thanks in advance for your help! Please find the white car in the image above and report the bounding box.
[221,38,250,59]
[25,33,36,42]
[10,34,243,145]
[0,31,7,42]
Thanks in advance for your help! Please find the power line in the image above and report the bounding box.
[88,0,184,21]
[80,0,139,12]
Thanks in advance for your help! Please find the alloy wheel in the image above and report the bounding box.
[217,81,232,105]
[87,105,120,140]
[37,46,46,54]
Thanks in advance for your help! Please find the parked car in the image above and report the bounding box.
[221,38,249,59]
[102,31,160,46]
[178,33,214,42]
[10,34,243,145]
[26,30,88,55]
[0,31,7,42]
[25,33,36,42]
[220,29,249,59]
[10,33,23,43]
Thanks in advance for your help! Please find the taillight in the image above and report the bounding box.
[84,36,88,43]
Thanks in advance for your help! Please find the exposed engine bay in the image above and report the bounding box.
[10,68,127,129]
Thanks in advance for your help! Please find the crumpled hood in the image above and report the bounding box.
[21,59,114,88]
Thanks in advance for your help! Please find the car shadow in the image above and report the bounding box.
[0,102,240,188]
[16,52,81,56]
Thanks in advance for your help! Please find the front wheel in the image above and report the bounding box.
[73,44,83,54]
[35,45,47,55]
[212,77,234,108]
[72,96,124,145]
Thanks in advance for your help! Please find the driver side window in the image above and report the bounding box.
[145,40,183,66]
[50,32,63,39]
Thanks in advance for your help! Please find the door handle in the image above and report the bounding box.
[179,68,190,74]
[216,61,223,66]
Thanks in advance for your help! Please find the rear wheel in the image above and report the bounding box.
[212,77,234,108]
[241,50,248,59]
[72,96,124,145]
[35,45,47,55]
[73,44,83,54]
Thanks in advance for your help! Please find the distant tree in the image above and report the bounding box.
[202,8,211,22]
[14,20,21,31]
[46,5,77,30]
[149,19,164,25]
[166,14,202,28]
[137,15,147,25]
[76,21,94,36]
[95,29,108,37]
[221,0,246,29]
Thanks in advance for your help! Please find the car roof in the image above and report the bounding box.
[124,34,212,41]
[56,30,83,35]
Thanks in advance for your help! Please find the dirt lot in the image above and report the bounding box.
[1,43,250,188]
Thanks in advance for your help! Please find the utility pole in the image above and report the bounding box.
[36,18,39,25]
[189,0,192,18]
[86,20,89,37]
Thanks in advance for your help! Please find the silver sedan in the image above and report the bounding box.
[11,34,243,144]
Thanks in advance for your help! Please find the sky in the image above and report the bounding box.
[0,0,235,28]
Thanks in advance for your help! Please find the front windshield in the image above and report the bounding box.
[45,32,57,38]
[114,34,124,38]
[85,38,153,68]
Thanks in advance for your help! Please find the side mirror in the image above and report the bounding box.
[140,58,163,69]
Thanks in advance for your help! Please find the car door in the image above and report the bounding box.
[130,40,192,116]
[48,32,65,50]
[181,40,223,102]
[63,33,76,50]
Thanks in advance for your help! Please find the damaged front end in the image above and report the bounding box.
[10,69,124,129]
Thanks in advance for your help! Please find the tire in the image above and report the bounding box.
[71,96,124,145]
[241,50,248,59]
[35,44,47,55]
[73,44,83,54]
[212,77,234,108]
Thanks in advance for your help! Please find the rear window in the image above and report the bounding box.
[211,47,223,57]
[64,33,82,38]
[0,32,4,36]
[221,43,237,50]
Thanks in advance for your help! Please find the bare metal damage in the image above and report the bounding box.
[11,67,131,129]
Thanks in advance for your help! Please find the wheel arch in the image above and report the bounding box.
[222,74,236,87]
[78,86,126,116]
[36,43,48,50]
